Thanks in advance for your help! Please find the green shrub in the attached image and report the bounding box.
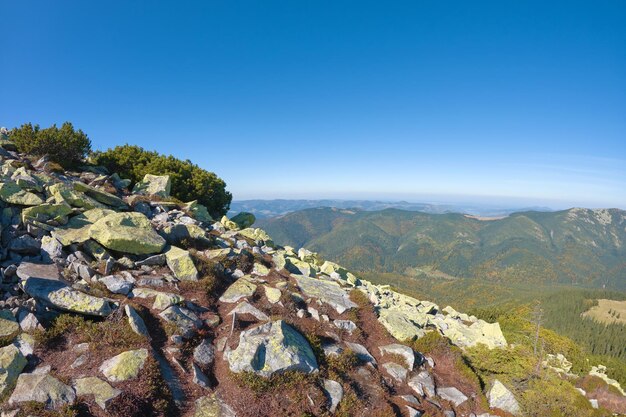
[10,122,91,168]
[91,144,231,217]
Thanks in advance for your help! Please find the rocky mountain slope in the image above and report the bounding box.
[0,141,623,416]
[257,207,626,289]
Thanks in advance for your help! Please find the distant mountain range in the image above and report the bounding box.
[229,198,553,218]
[257,207,626,289]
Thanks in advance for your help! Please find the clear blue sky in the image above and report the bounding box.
[1,1,625,208]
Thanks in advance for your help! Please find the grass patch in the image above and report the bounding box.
[233,370,315,394]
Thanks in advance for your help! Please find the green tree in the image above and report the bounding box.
[9,122,92,168]
[92,144,231,217]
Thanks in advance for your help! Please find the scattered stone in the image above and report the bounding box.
[383,362,408,382]
[437,386,468,406]
[0,344,27,397]
[323,379,343,413]
[345,342,377,365]
[226,320,318,377]
[8,372,76,409]
[159,305,202,338]
[379,343,415,370]
[264,285,282,304]
[73,376,121,410]
[192,363,210,388]
[219,276,257,303]
[100,274,133,295]
[125,305,150,338]
[487,379,521,415]
[165,245,199,281]
[0,310,20,344]
[22,276,111,316]
[193,393,236,417]
[193,338,215,367]
[135,253,167,267]
[100,348,149,382]
[228,301,269,321]
[409,371,436,397]
[73,181,126,208]
[333,319,357,334]
[294,275,357,314]
[0,182,44,206]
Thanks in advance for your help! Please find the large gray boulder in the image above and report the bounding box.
[89,212,166,255]
[0,344,27,397]
[132,174,171,197]
[226,320,318,377]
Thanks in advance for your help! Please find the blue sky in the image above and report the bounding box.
[1,1,625,208]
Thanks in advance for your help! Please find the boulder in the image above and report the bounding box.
[16,262,61,281]
[185,200,213,223]
[132,174,171,197]
[193,338,215,367]
[264,286,282,304]
[437,386,468,406]
[100,275,133,295]
[8,234,41,254]
[22,276,111,316]
[73,376,121,410]
[408,371,436,397]
[383,362,408,382]
[345,342,377,366]
[0,181,44,206]
[165,246,199,281]
[377,309,426,341]
[48,183,105,209]
[0,344,27,397]
[89,212,166,255]
[294,275,357,314]
[226,320,318,377]
[219,276,257,303]
[0,311,20,345]
[230,212,256,229]
[228,301,269,321]
[8,372,76,409]
[100,348,149,382]
[487,379,521,416]
[21,203,73,225]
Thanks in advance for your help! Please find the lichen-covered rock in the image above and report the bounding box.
[379,343,415,370]
[0,311,20,345]
[8,372,76,409]
[238,228,273,246]
[264,285,282,304]
[230,212,256,229]
[382,362,408,382]
[165,246,199,281]
[0,181,44,206]
[487,379,521,416]
[132,174,171,197]
[21,203,73,224]
[73,181,126,208]
[89,212,166,255]
[408,371,436,397]
[159,305,202,338]
[100,275,133,295]
[219,276,257,303]
[0,344,27,397]
[226,320,318,377]
[100,348,149,382]
[294,275,357,314]
[22,276,111,316]
[193,393,236,417]
[185,200,214,223]
[51,208,114,246]
[193,339,215,367]
[73,376,121,410]
[589,365,625,396]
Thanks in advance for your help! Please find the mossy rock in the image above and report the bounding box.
[89,212,166,255]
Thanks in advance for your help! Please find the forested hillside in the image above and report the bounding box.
[258,207,626,289]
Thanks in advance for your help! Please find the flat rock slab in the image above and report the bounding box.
[294,275,357,314]
[0,310,20,344]
[89,212,166,255]
[219,276,257,303]
[159,305,202,338]
[488,379,521,416]
[379,343,415,370]
[8,373,76,409]
[226,320,318,377]
[408,371,436,397]
[22,277,111,316]
[16,262,61,281]
[74,376,121,410]
[323,379,343,413]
